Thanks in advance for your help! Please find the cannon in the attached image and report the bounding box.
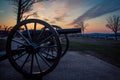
[1,19,81,78]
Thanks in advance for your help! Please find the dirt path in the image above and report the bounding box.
[0,51,120,80]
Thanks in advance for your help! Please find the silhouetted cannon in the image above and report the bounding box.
[22,28,81,35]
[4,19,81,78]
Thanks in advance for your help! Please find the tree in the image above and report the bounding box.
[0,25,11,31]
[3,25,9,32]
[74,21,88,34]
[8,0,48,24]
[7,26,13,31]
[106,15,120,40]
[24,12,39,20]
[0,25,10,36]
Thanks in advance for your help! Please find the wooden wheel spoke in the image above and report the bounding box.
[16,30,31,45]
[11,49,25,55]
[41,50,56,58]
[12,39,26,45]
[30,54,34,74]
[38,34,53,46]
[35,54,42,72]
[14,52,26,61]
[37,52,52,67]
[20,54,30,69]
[38,45,58,49]
[33,22,37,41]
[37,27,46,41]
[24,24,32,41]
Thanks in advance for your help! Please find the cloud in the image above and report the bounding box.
[33,0,56,11]
[33,3,45,11]
[50,20,56,23]
[71,0,120,25]
[43,18,56,24]
[0,10,4,13]
[44,18,49,21]
[54,9,68,22]
[33,0,103,24]
[67,0,87,8]
[48,0,69,22]
[33,0,73,23]
[49,0,100,23]
[65,0,100,10]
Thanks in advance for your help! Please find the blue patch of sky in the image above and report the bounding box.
[0,0,15,25]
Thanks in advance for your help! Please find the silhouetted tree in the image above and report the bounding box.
[7,26,13,31]
[0,25,11,31]
[24,12,39,20]
[74,21,88,34]
[3,25,9,32]
[106,15,120,40]
[0,25,10,36]
[8,0,48,24]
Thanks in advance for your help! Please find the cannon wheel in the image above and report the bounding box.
[6,19,62,78]
[52,25,69,57]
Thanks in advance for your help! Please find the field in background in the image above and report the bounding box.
[69,37,120,62]
[0,37,120,64]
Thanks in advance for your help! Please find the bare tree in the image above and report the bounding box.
[0,25,10,36]
[74,21,88,34]
[3,25,9,32]
[24,12,39,20]
[7,26,13,31]
[0,25,11,31]
[8,0,48,24]
[106,15,120,40]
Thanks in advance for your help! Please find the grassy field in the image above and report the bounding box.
[0,37,120,62]
[0,39,6,51]
[68,37,120,61]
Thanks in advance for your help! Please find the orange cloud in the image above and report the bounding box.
[33,3,45,11]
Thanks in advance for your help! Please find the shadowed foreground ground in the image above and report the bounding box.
[0,51,120,80]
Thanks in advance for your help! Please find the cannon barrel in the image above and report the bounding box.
[22,28,81,36]
[57,28,81,34]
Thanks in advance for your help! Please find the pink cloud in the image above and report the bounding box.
[33,3,45,11]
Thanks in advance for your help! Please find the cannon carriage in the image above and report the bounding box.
[0,19,81,78]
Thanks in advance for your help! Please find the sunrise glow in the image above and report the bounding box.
[0,0,120,33]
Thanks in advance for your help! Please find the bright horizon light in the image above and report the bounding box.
[0,0,120,33]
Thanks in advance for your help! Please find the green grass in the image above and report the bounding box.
[0,39,6,51]
[69,37,120,61]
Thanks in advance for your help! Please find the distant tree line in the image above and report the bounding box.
[0,25,13,37]
[74,15,120,40]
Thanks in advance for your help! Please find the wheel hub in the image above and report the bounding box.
[26,45,37,54]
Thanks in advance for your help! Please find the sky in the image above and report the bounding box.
[0,0,120,33]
